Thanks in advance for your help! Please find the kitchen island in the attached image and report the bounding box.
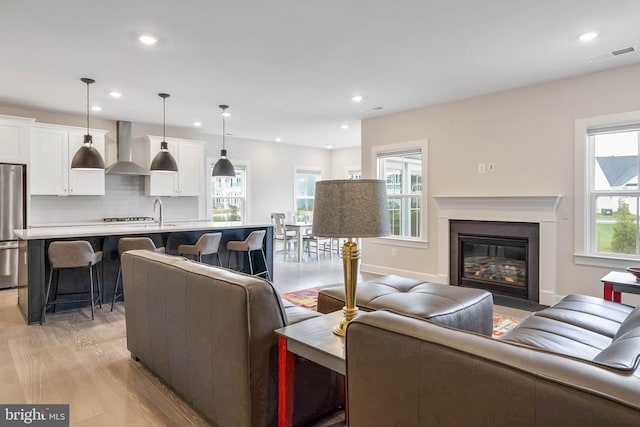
[14,222,274,324]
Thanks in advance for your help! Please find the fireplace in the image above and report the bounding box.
[450,220,539,302]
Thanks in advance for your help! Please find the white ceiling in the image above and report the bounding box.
[1,0,639,149]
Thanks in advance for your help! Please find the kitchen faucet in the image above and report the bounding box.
[153,198,163,226]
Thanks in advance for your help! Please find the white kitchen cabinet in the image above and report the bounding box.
[141,136,204,197]
[0,114,34,164]
[30,123,107,196]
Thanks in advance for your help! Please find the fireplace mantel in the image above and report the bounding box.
[433,195,563,305]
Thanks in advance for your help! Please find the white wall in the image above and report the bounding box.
[330,146,361,179]
[361,63,640,305]
[0,104,350,226]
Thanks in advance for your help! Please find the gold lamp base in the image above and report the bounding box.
[332,306,359,337]
[333,238,360,336]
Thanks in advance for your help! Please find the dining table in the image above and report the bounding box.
[285,222,313,262]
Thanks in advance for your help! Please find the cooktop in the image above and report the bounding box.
[103,217,155,222]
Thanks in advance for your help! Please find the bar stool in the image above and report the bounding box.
[226,230,270,280]
[42,241,102,324]
[177,232,223,265]
[111,237,165,311]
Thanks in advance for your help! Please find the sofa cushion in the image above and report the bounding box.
[318,275,494,335]
[594,327,640,370]
[281,298,323,325]
[614,304,640,340]
[533,294,633,338]
[498,315,612,360]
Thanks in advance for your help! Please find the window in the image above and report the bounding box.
[295,169,321,222]
[211,166,246,223]
[347,168,362,180]
[587,125,640,256]
[377,150,423,238]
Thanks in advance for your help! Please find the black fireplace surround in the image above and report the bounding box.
[449,220,539,302]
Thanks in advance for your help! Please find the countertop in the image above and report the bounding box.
[13,222,273,240]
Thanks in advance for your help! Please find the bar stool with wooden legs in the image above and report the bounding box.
[41,240,103,324]
[111,237,165,311]
[177,232,223,265]
[226,230,270,280]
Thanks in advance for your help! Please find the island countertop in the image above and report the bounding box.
[13,221,272,240]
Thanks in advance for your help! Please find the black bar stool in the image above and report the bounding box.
[41,241,103,324]
[226,230,270,280]
[111,237,165,311]
[177,232,223,265]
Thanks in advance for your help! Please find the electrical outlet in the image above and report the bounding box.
[478,163,486,173]
[488,162,495,172]
[391,248,398,256]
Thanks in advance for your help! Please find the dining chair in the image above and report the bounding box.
[271,212,297,259]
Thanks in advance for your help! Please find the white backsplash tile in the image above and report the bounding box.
[30,175,199,225]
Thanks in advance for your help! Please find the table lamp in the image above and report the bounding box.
[312,179,390,336]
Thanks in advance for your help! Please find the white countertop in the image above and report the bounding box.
[13,222,273,240]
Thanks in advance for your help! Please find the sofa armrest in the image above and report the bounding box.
[346,310,640,427]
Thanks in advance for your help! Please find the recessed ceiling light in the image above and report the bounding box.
[139,34,158,45]
[275,137,282,142]
[326,144,333,149]
[352,95,363,102]
[91,105,102,112]
[341,124,349,129]
[579,32,598,42]
[109,91,122,98]
[193,121,202,127]
[222,111,231,118]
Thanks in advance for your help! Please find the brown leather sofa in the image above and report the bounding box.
[121,250,342,427]
[346,294,640,427]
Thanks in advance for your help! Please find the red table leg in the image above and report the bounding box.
[604,283,613,301]
[613,290,621,303]
[603,283,622,303]
[278,336,295,427]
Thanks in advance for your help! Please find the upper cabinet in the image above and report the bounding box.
[0,114,35,164]
[140,136,204,197]
[30,123,107,196]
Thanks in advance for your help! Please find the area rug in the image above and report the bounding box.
[281,287,521,338]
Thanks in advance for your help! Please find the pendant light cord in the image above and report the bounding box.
[86,81,90,135]
[222,110,226,150]
[163,96,166,141]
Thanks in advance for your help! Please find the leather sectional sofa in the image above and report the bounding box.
[345,293,640,426]
[121,250,342,427]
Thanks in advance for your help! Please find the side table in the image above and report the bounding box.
[275,310,346,427]
[600,271,640,302]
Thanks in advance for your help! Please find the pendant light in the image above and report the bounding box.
[71,78,105,169]
[212,104,236,177]
[150,93,178,172]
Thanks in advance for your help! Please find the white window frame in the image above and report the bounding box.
[574,111,640,268]
[293,166,323,221]
[346,166,361,180]
[371,139,428,249]
[207,157,250,224]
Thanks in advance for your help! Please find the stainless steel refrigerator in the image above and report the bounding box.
[0,164,25,289]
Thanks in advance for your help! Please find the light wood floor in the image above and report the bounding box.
[0,251,528,426]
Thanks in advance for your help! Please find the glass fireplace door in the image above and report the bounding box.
[460,235,527,294]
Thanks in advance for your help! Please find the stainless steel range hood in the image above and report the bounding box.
[105,121,149,175]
